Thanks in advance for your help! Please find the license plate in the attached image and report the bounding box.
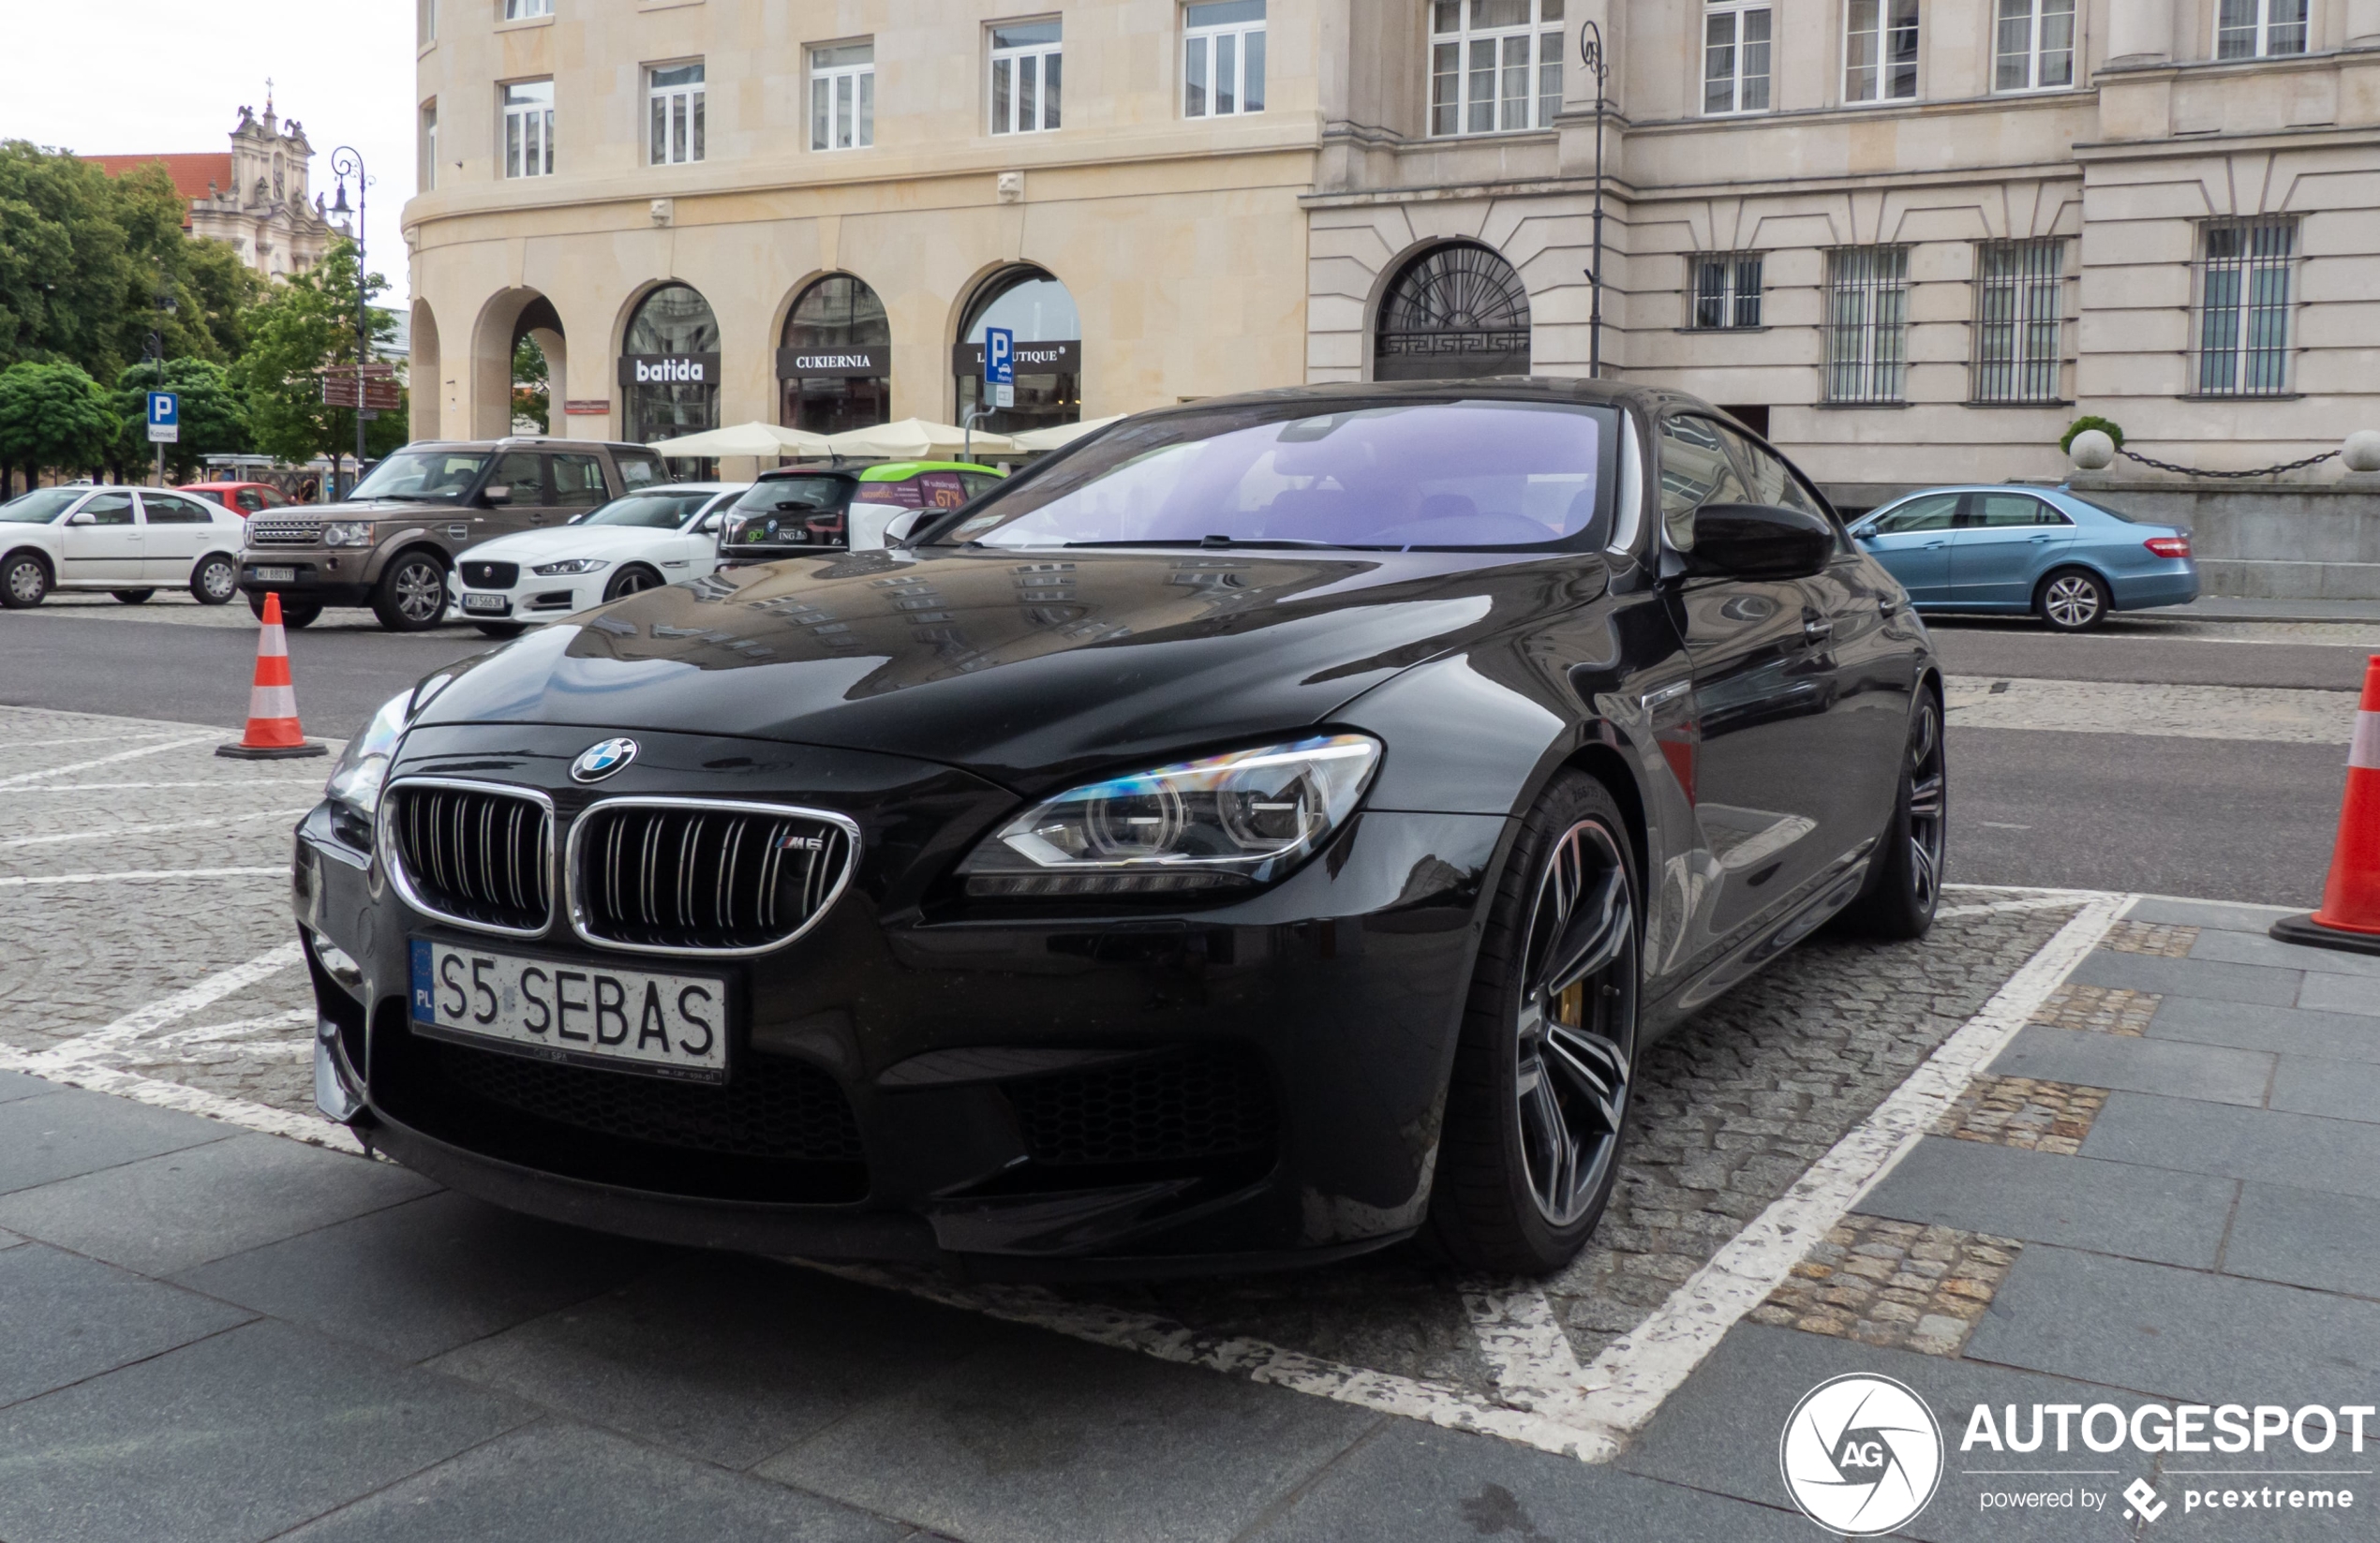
[252,567,296,583]
[408,938,728,1083]
[461,592,511,614]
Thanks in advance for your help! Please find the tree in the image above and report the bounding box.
[0,360,116,491]
[512,334,549,433]
[231,237,396,483]
[112,357,247,482]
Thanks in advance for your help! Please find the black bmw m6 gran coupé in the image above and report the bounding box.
[296,380,1944,1277]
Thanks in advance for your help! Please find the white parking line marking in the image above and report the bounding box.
[1935,896,2096,918]
[149,1008,318,1049]
[23,942,303,1069]
[0,809,314,850]
[0,867,287,888]
[8,779,329,793]
[0,1046,362,1154]
[0,734,218,790]
[0,732,185,749]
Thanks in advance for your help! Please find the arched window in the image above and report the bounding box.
[621,282,720,458]
[1374,243,1531,381]
[779,274,891,436]
[954,266,1080,437]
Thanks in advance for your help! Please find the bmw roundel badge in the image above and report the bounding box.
[571,737,639,782]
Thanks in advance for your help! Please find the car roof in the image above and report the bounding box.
[178,481,274,490]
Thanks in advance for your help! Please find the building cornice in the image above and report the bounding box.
[2072,122,2380,159]
[1301,155,2089,210]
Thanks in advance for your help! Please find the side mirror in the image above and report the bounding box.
[481,484,513,506]
[66,511,95,527]
[696,512,721,533]
[881,511,923,547]
[1681,503,1837,582]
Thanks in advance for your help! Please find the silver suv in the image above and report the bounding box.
[238,438,669,631]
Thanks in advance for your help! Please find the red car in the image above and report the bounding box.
[181,481,294,516]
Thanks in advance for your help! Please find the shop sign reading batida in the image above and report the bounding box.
[617,354,722,385]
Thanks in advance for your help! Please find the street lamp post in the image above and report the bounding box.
[147,284,174,487]
[1578,21,1611,379]
[329,147,368,494]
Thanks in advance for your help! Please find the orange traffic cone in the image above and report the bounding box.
[216,593,328,760]
[2273,654,2380,954]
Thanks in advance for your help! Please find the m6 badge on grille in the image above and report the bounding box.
[409,937,728,1083]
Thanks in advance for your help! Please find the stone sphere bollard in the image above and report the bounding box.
[2345,430,2380,474]
[2068,428,2117,471]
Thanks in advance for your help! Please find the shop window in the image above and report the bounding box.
[623,283,721,467]
[811,42,874,151]
[991,21,1063,134]
[1688,253,1763,330]
[2217,0,2309,58]
[955,266,1080,435]
[649,62,705,165]
[420,101,438,191]
[781,274,892,436]
[502,81,554,179]
[1971,239,2064,404]
[2195,218,2297,397]
[1185,1,1266,118]
[1823,246,1910,405]
[1429,0,1563,137]
[1993,0,2075,91]
[1374,243,1531,381]
[1845,0,1918,103]
[1703,0,1771,114]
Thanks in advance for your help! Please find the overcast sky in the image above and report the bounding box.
[12,0,416,304]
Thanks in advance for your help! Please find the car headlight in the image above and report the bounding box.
[532,557,609,575]
[323,689,410,823]
[320,521,373,547]
[957,734,1381,898]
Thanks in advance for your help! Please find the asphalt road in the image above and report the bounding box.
[0,600,2357,906]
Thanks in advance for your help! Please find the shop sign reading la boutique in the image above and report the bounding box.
[617,354,722,386]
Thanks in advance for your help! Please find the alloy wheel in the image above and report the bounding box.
[608,567,660,599]
[1513,819,1638,1227]
[2042,573,2102,629]
[1906,699,1946,912]
[394,560,445,622]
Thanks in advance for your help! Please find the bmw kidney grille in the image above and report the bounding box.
[383,781,555,935]
[568,798,858,955]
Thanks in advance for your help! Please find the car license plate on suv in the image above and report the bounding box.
[460,592,511,615]
[252,567,297,584]
[408,938,727,1083]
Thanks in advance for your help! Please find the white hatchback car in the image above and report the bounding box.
[0,484,249,609]
[449,482,747,637]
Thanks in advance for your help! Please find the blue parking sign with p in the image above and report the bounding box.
[148,392,177,426]
[985,328,1014,387]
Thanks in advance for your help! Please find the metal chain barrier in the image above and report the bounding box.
[2115,447,2341,480]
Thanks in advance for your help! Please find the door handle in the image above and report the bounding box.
[1922,540,1947,550]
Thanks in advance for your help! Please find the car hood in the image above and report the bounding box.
[279,498,466,522]
[469,526,696,561]
[411,545,1605,794]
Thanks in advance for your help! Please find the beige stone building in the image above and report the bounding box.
[90,98,338,279]
[405,0,2380,505]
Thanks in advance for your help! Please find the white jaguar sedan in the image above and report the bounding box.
[448,482,747,637]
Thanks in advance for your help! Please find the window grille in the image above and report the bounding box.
[991,21,1063,135]
[1846,0,1919,102]
[501,81,554,178]
[811,43,874,150]
[1971,240,2064,404]
[648,63,704,165]
[1185,1,1266,117]
[2217,0,2309,58]
[1689,254,1763,330]
[1375,244,1532,380]
[1993,0,2075,90]
[1824,246,1910,404]
[1704,1,1772,114]
[1429,0,1565,137]
[2195,219,2297,397]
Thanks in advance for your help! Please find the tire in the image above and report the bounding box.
[372,551,450,632]
[0,551,49,609]
[1837,691,1947,940]
[248,592,321,628]
[1429,772,1642,1275]
[2036,567,2110,632]
[474,621,528,639]
[189,555,239,605]
[602,564,663,601]
[111,589,156,604]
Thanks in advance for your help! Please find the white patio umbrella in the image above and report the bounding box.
[823,417,1020,461]
[643,421,834,458]
[1006,415,1126,452]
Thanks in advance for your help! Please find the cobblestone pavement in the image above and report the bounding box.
[2100,919,2199,957]
[1936,1075,2109,1152]
[2030,981,2157,1034]
[1752,1217,2020,1357]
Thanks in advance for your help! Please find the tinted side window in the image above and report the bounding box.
[1871,494,1958,534]
[1656,415,1751,515]
[1717,425,1822,515]
[551,453,607,508]
[140,492,214,524]
[957,471,1004,499]
[234,489,264,512]
[484,453,545,502]
[1970,492,2069,527]
[615,451,665,489]
[80,492,136,526]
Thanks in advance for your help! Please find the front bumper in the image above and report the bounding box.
[295,725,1511,1275]
[241,553,372,607]
[454,575,602,621]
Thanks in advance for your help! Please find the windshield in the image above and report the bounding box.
[582,490,719,529]
[0,488,83,525]
[732,475,854,514]
[348,450,491,502]
[936,400,1613,550]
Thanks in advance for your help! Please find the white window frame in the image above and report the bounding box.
[2194,217,2298,398]
[501,80,554,179]
[1428,0,1566,139]
[1971,239,2066,405]
[1703,1,1772,116]
[1992,0,2075,92]
[420,0,437,45]
[647,61,705,166]
[1844,0,1919,103]
[2217,0,2310,59]
[502,0,550,19]
[1823,245,1911,405]
[810,42,875,151]
[420,100,439,191]
[1184,1,1266,119]
[990,21,1064,136]
[1688,253,1764,330]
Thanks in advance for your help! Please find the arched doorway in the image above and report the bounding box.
[954,266,1079,437]
[512,294,564,436]
[469,288,562,439]
[622,282,720,469]
[1374,243,1531,381]
[779,274,890,435]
